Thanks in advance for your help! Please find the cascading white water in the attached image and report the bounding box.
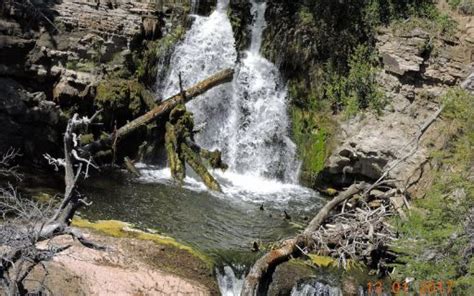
[216,266,244,296]
[160,0,299,183]
[290,280,343,296]
[160,0,236,153]
[190,0,200,14]
[225,0,299,182]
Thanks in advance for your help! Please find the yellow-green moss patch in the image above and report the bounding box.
[71,217,212,267]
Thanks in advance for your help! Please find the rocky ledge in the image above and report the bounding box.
[0,0,187,161]
[318,23,473,198]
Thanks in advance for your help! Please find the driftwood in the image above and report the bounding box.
[165,104,226,191]
[124,156,141,177]
[241,183,367,295]
[82,69,234,156]
[241,107,445,296]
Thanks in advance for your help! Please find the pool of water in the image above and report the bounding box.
[80,166,323,255]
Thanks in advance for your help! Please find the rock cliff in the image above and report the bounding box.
[0,0,188,161]
[318,21,473,196]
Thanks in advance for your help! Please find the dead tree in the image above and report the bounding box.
[81,68,234,157]
[241,183,368,295]
[0,148,22,181]
[165,104,227,191]
[0,113,104,295]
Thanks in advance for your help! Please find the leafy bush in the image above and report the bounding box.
[324,45,385,117]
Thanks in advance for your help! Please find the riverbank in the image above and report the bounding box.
[25,219,219,295]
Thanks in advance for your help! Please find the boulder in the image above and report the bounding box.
[461,71,474,94]
[0,78,63,161]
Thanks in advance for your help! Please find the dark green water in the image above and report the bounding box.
[79,167,323,256]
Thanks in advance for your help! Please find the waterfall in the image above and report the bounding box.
[290,280,343,296]
[190,0,200,14]
[216,265,244,296]
[160,0,236,153]
[160,0,299,183]
[225,0,299,182]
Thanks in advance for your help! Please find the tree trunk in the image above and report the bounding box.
[241,183,367,296]
[165,122,185,184]
[181,143,222,192]
[82,68,234,155]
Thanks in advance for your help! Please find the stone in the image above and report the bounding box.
[267,260,315,296]
[377,30,429,76]
[461,71,474,94]
[0,78,62,160]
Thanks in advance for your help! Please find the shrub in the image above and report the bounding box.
[390,88,474,290]
[324,45,385,116]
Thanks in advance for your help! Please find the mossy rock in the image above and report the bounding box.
[135,25,185,86]
[291,105,337,186]
[267,259,316,296]
[72,217,213,268]
[95,79,155,127]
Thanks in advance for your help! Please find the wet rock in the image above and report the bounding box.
[267,260,315,296]
[461,71,474,94]
[0,78,62,161]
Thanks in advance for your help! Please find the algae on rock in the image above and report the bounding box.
[164,104,227,191]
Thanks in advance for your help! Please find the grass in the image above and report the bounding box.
[390,88,474,293]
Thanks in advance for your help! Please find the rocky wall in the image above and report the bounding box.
[0,0,188,162]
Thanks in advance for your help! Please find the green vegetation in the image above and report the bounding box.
[297,7,314,26]
[449,0,474,15]
[326,45,385,117]
[393,12,458,36]
[266,0,459,184]
[135,25,185,86]
[390,88,474,293]
[95,79,155,127]
[291,105,335,183]
[449,0,463,9]
[290,45,383,181]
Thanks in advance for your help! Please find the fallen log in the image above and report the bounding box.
[241,107,445,296]
[241,183,367,296]
[124,156,141,177]
[82,68,234,155]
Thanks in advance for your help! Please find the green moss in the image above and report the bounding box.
[298,7,315,26]
[32,192,54,203]
[79,133,94,145]
[95,79,155,127]
[135,26,185,85]
[65,60,97,73]
[291,105,336,183]
[72,217,213,268]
